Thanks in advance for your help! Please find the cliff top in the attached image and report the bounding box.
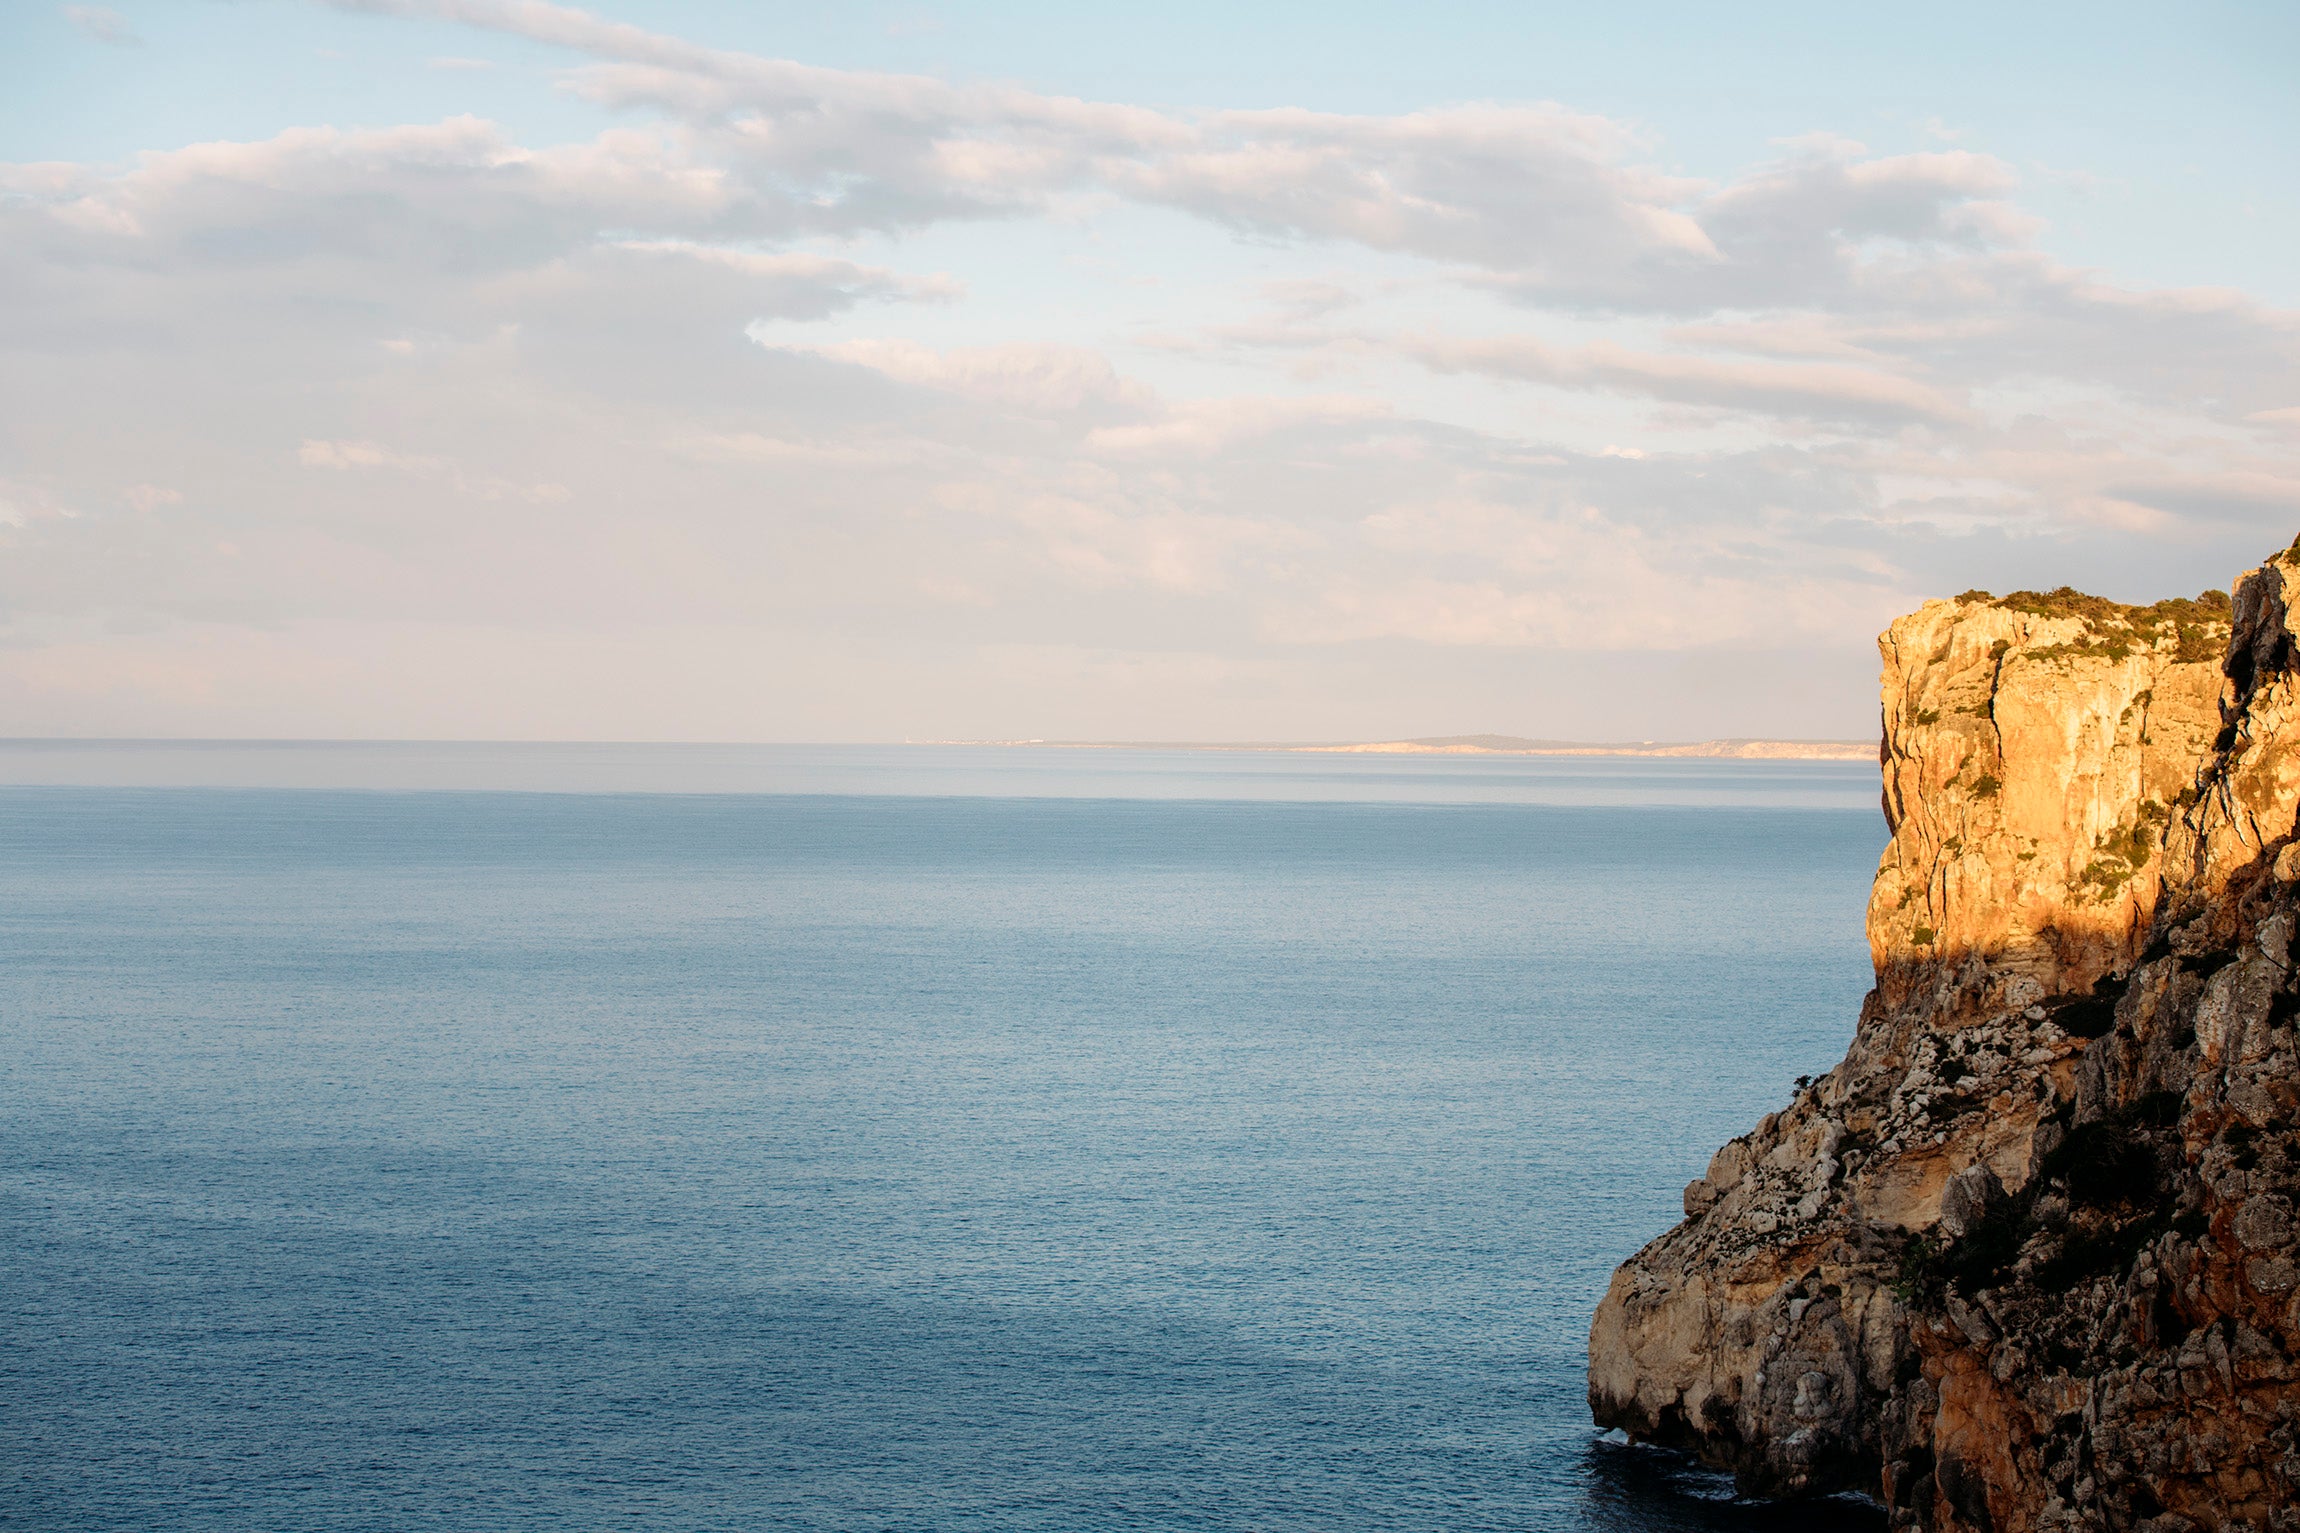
[1944,585,2232,664]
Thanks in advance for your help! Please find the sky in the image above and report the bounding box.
[1,1,2296,742]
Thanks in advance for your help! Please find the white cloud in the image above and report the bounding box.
[1404,333,1972,424]
[622,241,962,303]
[1083,395,1391,458]
[788,339,1149,414]
[315,0,1721,295]
[292,439,571,505]
[0,479,80,527]
[662,432,888,466]
[299,439,420,470]
[62,4,138,45]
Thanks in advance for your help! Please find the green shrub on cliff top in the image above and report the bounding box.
[1989,585,2228,666]
[1997,586,2127,623]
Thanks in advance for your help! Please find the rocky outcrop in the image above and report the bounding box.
[1590,550,2300,1530]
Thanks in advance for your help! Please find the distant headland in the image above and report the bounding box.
[915,734,1876,761]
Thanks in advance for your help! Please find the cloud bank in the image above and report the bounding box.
[0,0,2294,739]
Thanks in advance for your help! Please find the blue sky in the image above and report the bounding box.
[11,1,2293,297]
[1,1,2295,739]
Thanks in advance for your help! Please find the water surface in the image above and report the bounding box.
[1,745,1887,1530]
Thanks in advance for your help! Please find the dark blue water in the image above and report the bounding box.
[0,750,1888,1530]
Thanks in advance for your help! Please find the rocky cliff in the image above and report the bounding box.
[1590,546,2300,1531]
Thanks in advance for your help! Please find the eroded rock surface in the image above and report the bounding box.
[1592,551,2300,1530]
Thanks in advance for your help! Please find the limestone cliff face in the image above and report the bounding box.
[1590,552,2300,1531]
[1868,593,2224,1011]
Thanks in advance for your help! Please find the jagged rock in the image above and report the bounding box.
[1592,549,2300,1530]
[1938,1164,2007,1243]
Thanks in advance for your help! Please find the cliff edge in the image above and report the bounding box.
[1590,546,2300,1531]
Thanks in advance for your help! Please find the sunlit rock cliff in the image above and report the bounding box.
[1591,546,2300,1530]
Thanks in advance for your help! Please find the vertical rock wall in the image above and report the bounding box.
[1592,551,2300,1530]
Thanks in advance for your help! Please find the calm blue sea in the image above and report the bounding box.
[0,745,1888,1531]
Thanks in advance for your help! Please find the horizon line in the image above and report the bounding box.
[0,734,1879,755]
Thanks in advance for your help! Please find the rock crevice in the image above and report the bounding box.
[1590,551,2300,1531]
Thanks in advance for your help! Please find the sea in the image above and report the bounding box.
[0,742,1890,1532]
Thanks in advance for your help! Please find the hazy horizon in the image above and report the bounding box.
[0,737,1882,803]
[3,1,2294,743]
[0,731,1877,744]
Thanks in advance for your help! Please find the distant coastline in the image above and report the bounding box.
[916,734,1878,762]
